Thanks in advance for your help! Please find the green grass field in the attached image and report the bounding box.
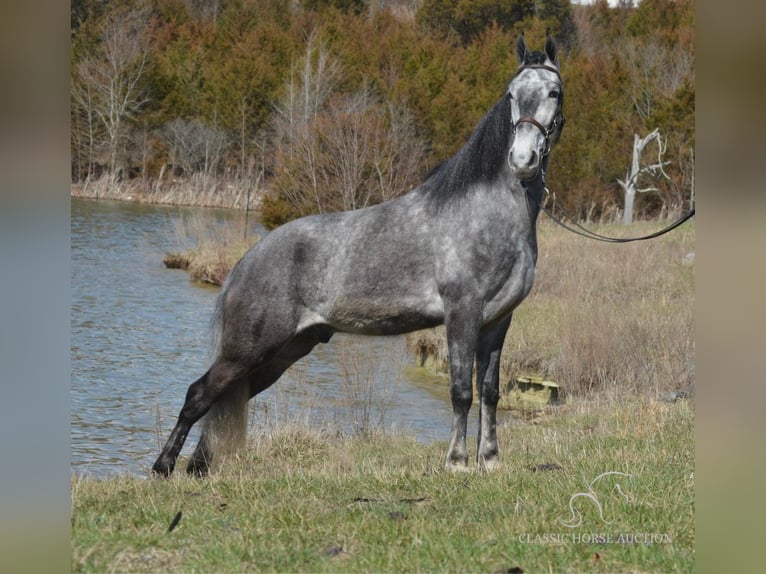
[72,396,693,573]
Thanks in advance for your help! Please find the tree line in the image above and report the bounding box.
[71,0,694,228]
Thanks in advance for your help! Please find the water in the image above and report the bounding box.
[71,198,465,477]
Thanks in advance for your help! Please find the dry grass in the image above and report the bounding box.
[162,214,260,286]
[336,336,404,436]
[71,174,264,210]
[408,327,451,373]
[406,218,695,399]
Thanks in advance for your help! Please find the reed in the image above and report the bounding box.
[71,174,264,210]
[162,213,259,286]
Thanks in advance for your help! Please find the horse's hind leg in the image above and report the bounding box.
[152,359,250,477]
[184,380,248,477]
[185,332,329,475]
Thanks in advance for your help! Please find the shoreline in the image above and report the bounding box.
[71,177,265,211]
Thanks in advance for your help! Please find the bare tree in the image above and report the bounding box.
[273,86,427,216]
[270,34,344,212]
[272,33,343,148]
[73,3,151,179]
[372,102,428,202]
[622,38,694,120]
[162,118,230,179]
[617,128,670,224]
[269,33,426,219]
[320,88,427,210]
[71,80,103,181]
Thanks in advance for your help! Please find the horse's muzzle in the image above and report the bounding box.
[511,155,540,180]
[509,115,557,181]
[509,147,541,180]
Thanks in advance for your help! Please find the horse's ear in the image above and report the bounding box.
[515,34,527,66]
[545,34,559,67]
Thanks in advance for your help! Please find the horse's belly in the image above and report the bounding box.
[324,288,445,336]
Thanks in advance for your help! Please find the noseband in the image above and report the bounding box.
[510,64,566,159]
[513,116,562,157]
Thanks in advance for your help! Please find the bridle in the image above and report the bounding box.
[510,64,566,161]
[511,64,696,242]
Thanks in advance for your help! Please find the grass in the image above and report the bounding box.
[72,396,694,573]
[162,213,259,286]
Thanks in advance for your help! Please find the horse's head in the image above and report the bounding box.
[507,35,565,181]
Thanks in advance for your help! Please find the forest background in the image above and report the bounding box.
[70,0,694,228]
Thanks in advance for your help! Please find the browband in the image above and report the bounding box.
[514,64,562,82]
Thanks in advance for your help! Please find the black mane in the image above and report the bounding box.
[421,92,513,203]
[420,42,556,206]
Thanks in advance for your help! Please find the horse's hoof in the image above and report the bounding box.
[445,460,471,473]
[186,459,209,478]
[478,456,500,472]
[152,459,174,478]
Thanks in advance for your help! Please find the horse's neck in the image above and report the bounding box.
[506,174,544,228]
[515,154,550,225]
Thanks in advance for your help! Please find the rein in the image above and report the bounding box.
[534,180,695,243]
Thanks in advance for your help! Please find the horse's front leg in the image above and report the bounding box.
[444,302,481,471]
[476,315,512,471]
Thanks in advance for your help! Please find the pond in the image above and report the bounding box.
[71,198,471,477]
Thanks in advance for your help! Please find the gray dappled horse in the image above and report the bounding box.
[153,35,565,477]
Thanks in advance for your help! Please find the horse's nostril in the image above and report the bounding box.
[527,151,538,166]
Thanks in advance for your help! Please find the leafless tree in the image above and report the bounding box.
[622,38,694,120]
[162,118,230,179]
[73,2,151,179]
[617,128,670,224]
[372,102,428,201]
[269,33,427,218]
[273,86,426,215]
[71,80,103,180]
[320,87,427,211]
[272,33,343,148]
[270,34,343,211]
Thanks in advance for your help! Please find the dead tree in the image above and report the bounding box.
[617,128,670,224]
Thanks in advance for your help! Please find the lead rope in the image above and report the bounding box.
[535,179,695,243]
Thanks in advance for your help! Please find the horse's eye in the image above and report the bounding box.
[549,90,560,99]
